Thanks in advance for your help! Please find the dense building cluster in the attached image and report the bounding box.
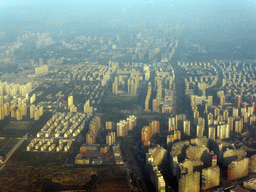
[117,115,137,137]
[27,112,88,152]
[141,121,160,147]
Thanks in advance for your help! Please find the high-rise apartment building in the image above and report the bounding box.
[117,115,136,137]
[207,113,213,120]
[106,121,113,130]
[112,77,118,94]
[4,102,9,116]
[197,125,204,138]
[214,107,220,118]
[234,118,243,133]
[220,95,225,106]
[208,119,213,127]
[237,95,242,108]
[84,100,93,113]
[70,105,77,112]
[176,114,186,131]
[208,126,216,140]
[68,95,73,108]
[16,109,22,120]
[34,110,40,121]
[223,110,229,121]
[30,104,36,119]
[141,126,152,146]
[21,103,27,116]
[127,115,137,130]
[197,117,205,131]
[145,97,150,111]
[168,117,176,132]
[217,124,229,139]
[233,108,239,117]
[183,120,190,136]
[228,117,234,131]
[86,116,101,144]
[179,172,200,192]
[228,158,249,180]
[152,99,160,113]
[86,131,94,144]
[249,154,256,173]
[150,121,160,135]
[201,166,220,190]
[250,115,256,125]
[30,93,36,104]
[106,132,116,146]
[194,111,199,124]
[35,65,48,75]
[0,107,4,120]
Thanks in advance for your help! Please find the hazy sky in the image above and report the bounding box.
[1,0,256,29]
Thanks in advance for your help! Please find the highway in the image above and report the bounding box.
[0,133,28,171]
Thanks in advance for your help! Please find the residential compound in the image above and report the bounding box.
[26,112,90,152]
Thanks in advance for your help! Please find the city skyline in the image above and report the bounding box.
[1,0,256,191]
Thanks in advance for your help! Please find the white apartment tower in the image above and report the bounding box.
[68,95,73,108]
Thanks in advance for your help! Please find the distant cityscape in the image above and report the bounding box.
[0,24,256,192]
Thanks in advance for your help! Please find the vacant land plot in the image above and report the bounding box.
[4,121,33,130]
[91,167,132,192]
[17,151,68,166]
[0,138,19,156]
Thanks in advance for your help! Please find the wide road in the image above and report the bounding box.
[120,137,148,192]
